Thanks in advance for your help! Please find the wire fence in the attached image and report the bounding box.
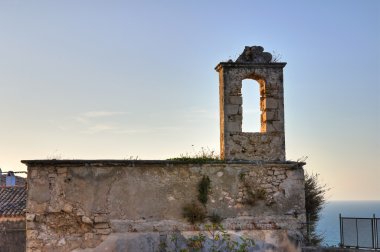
[340,214,379,249]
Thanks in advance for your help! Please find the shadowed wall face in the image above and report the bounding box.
[0,218,26,252]
[216,46,286,161]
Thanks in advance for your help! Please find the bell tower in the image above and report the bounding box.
[215,46,286,161]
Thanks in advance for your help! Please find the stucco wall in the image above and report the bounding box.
[24,160,306,252]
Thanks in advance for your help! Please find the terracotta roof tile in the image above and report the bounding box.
[0,187,27,217]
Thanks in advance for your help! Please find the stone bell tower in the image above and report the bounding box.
[215,46,286,161]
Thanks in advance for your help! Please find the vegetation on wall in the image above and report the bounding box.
[239,173,266,206]
[182,201,207,224]
[304,172,329,246]
[160,224,254,252]
[167,147,222,163]
[198,176,211,205]
[183,175,212,224]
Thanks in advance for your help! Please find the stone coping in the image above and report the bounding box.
[215,62,287,71]
[21,159,305,167]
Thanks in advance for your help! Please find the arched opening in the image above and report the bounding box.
[242,79,261,132]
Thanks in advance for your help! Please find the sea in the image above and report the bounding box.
[316,200,380,246]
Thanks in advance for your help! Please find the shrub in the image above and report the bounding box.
[198,176,211,205]
[305,172,329,245]
[182,201,207,224]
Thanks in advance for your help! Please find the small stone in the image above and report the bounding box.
[84,233,94,240]
[48,173,57,178]
[63,204,73,213]
[26,230,38,239]
[274,170,282,175]
[57,238,66,246]
[94,215,108,223]
[277,175,286,180]
[57,167,67,174]
[94,223,109,229]
[82,216,93,225]
[217,171,224,177]
[26,213,36,222]
[96,228,112,235]
[76,208,85,216]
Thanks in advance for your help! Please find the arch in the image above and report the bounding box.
[241,79,261,132]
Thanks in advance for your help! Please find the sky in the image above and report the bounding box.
[0,0,379,200]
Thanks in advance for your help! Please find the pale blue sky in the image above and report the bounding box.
[0,0,379,200]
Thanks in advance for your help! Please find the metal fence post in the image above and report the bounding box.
[339,213,343,247]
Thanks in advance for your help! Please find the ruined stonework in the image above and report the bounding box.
[24,160,305,252]
[216,46,286,161]
[23,46,307,251]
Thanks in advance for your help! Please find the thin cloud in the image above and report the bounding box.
[82,111,127,118]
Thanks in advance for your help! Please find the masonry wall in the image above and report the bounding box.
[216,62,286,162]
[25,160,306,252]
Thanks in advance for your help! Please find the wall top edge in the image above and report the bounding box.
[214,62,287,71]
[21,159,305,167]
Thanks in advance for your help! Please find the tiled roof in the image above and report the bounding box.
[0,187,27,217]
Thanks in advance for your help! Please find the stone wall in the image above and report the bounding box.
[24,160,306,252]
[216,51,286,162]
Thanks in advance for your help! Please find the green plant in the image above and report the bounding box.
[305,172,329,246]
[182,201,207,224]
[162,224,255,252]
[186,233,206,251]
[240,174,266,206]
[209,212,223,224]
[167,147,222,163]
[198,176,211,205]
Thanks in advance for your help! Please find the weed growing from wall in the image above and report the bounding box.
[239,172,267,206]
[160,224,255,252]
[167,147,222,163]
[198,176,211,205]
[182,201,207,224]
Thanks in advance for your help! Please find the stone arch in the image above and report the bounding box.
[215,46,286,161]
[241,78,261,133]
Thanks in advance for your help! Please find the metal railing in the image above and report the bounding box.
[340,214,379,249]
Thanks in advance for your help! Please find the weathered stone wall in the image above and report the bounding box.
[24,160,305,252]
[216,61,286,161]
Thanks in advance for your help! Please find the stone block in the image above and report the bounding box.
[27,230,38,239]
[95,223,110,229]
[26,213,36,222]
[228,96,242,105]
[82,216,93,225]
[94,215,108,223]
[272,121,284,131]
[225,104,240,115]
[57,167,67,174]
[96,228,112,235]
[265,98,279,109]
[63,203,73,213]
[262,110,277,122]
[226,122,241,132]
[84,232,95,240]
